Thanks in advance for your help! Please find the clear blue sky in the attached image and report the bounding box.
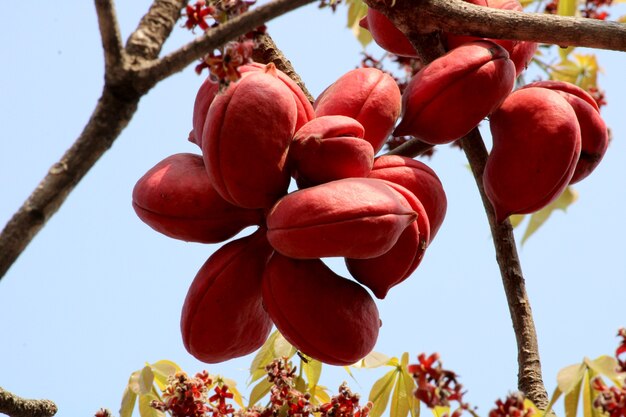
[1,2,625,416]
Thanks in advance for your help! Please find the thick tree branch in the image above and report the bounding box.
[95,0,124,71]
[141,0,317,85]
[0,387,58,417]
[126,0,188,60]
[366,0,626,52]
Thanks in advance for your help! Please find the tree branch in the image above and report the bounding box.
[126,0,188,60]
[0,387,58,417]
[385,138,434,158]
[95,0,124,71]
[366,0,626,52]
[460,130,548,407]
[141,0,317,85]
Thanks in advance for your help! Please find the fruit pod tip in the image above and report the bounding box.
[264,62,278,77]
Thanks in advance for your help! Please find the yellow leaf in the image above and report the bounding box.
[222,378,245,408]
[347,0,372,48]
[509,214,525,228]
[369,369,398,417]
[432,406,451,417]
[138,390,164,417]
[564,379,583,417]
[248,378,273,407]
[521,186,578,244]
[273,332,296,358]
[352,352,393,368]
[139,366,155,395]
[401,368,419,417]
[128,371,142,395]
[149,360,180,391]
[303,357,323,390]
[557,0,579,17]
[584,356,623,384]
[311,385,332,405]
[557,362,587,393]
[249,330,294,384]
[119,386,137,417]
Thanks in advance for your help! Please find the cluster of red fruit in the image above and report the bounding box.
[362,0,608,221]
[132,62,447,366]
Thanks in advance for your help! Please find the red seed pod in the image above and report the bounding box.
[368,155,446,240]
[181,229,274,363]
[394,40,516,145]
[132,153,262,243]
[289,115,374,188]
[346,180,430,299]
[266,178,417,259]
[521,80,608,184]
[485,87,582,222]
[203,64,297,209]
[190,76,219,148]
[239,62,315,131]
[262,254,380,366]
[444,0,537,76]
[314,68,402,153]
[359,9,418,57]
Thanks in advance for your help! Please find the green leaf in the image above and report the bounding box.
[139,366,155,395]
[564,378,583,417]
[557,0,578,17]
[149,360,180,391]
[557,362,587,394]
[303,357,323,390]
[390,370,410,417]
[369,369,398,417]
[521,186,578,244]
[248,378,273,407]
[120,386,137,417]
[138,391,164,417]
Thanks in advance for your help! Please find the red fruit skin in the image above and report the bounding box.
[346,180,430,299]
[239,62,315,131]
[521,81,608,184]
[368,155,446,240]
[266,178,417,259]
[132,153,262,243]
[190,76,219,148]
[485,87,582,222]
[359,9,418,57]
[181,229,274,363]
[444,0,537,76]
[394,41,516,145]
[203,65,297,209]
[289,115,374,188]
[314,68,401,153]
[262,254,380,366]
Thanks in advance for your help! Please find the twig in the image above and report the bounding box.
[365,0,626,52]
[141,0,317,84]
[0,387,58,417]
[460,130,548,408]
[94,0,124,71]
[385,138,434,158]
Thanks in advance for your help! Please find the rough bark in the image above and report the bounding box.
[0,387,58,417]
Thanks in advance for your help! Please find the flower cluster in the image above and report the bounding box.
[488,392,535,417]
[544,0,613,19]
[592,378,626,417]
[617,327,626,373]
[407,353,469,417]
[151,371,215,417]
[318,383,372,417]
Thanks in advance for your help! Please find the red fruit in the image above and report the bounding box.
[395,41,516,145]
[368,155,447,240]
[346,180,430,299]
[203,64,297,209]
[266,178,417,259]
[262,254,380,365]
[522,81,608,184]
[181,229,274,363]
[359,9,418,57]
[444,0,537,76]
[288,115,374,188]
[132,153,262,243]
[485,87,582,222]
[314,68,402,153]
[239,62,315,131]
[190,76,219,148]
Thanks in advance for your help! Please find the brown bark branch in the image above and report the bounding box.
[126,0,188,60]
[366,0,626,52]
[385,139,434,158]
[95,0,124,71]
[141,0,317,85]
[460,130,548,408]
[0,387,58,417]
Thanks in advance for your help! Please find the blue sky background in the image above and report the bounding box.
[1,2,625,416]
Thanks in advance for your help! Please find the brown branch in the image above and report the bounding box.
[0,387,58,417]
[95,0,124,71]
[126,0,188,60]
[385,138,434,158]
[141,0,317,85]
[460,130,548,408]
[252,33,315,104]
[366,0,626,52]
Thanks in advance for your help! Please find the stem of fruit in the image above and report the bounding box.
[460,129,549,408]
